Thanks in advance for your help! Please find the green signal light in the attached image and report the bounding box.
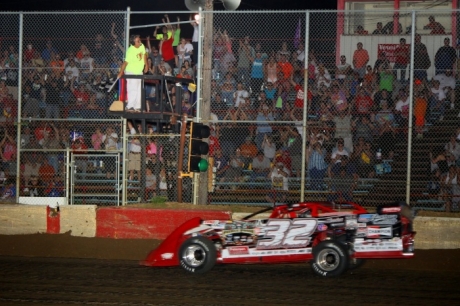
[198,159,209,172]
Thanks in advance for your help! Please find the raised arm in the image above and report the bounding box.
[111,22,118,40]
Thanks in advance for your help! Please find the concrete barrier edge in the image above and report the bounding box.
[0,205,459,249]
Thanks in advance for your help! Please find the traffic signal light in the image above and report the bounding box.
[188,122,211,172]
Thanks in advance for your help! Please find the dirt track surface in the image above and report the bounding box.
[1,234,459,305]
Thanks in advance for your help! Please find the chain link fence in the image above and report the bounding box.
[204,9,460,211]
[0,9,459,211]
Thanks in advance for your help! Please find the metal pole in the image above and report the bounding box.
[16,13,23,203]
[300,12,310,203]
[405,11,416,204]
[122,118,128,205]
[125,7,131,54]
[192,7,204,205]
[130,20,196,30]
[195,6,203,122]
[177,115,188,203]
[194,3,213,205]
[65,147,70,204]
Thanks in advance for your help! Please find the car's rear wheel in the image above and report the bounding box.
[311,241,349,277]
[179,236,216,274]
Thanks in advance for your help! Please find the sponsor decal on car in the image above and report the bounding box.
[367,226,392,238]
[358,214,374,223]
[354,239,402,252]
[370,215,398,225]
[221,247,312,259]
[381,206,401,214]
[228,246,250,255]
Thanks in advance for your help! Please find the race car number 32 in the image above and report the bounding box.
[257,219,318,249]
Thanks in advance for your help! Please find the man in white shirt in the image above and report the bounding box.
[250,151,271,181]
[433,69,456,107]
[394,89,410,125]
[65,59,79,82]
[79,52,94,81]
[190,17,199,64]
[265,162,290,205]
[335,55,352,83]
[429,80,447,120]
[177,38,194,68]
[233,82,249,108]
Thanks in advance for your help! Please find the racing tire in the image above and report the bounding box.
[311,241,349,277]
[178,236,216,274]
[348,258,366,270]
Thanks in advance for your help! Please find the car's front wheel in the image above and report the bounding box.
[179,236,216,274]
[311,241,349,277]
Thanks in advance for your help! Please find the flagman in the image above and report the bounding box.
[117,35,148,112]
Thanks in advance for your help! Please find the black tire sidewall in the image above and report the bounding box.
[178,236,216,274]
[311,241,349,277]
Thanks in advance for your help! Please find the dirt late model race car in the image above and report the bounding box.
[141,201,416,277]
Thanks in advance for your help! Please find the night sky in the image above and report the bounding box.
[0,0,337,12]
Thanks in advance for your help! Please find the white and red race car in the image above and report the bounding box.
[141,201,415,277]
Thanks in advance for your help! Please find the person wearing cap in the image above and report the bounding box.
[265,161,290,205]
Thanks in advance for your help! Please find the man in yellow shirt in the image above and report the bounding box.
[117,35,148,112]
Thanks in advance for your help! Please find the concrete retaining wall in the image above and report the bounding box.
[96,207,232,239]
[413,217,460,249]
[0,205,459,249]
[0,205,47,235]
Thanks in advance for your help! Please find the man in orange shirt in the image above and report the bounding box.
[239,136,258,165]
[277,54,293,80]
[38,157,56,184]
[352,42,369,79]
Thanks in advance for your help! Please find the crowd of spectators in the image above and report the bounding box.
[206,16,458,203]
